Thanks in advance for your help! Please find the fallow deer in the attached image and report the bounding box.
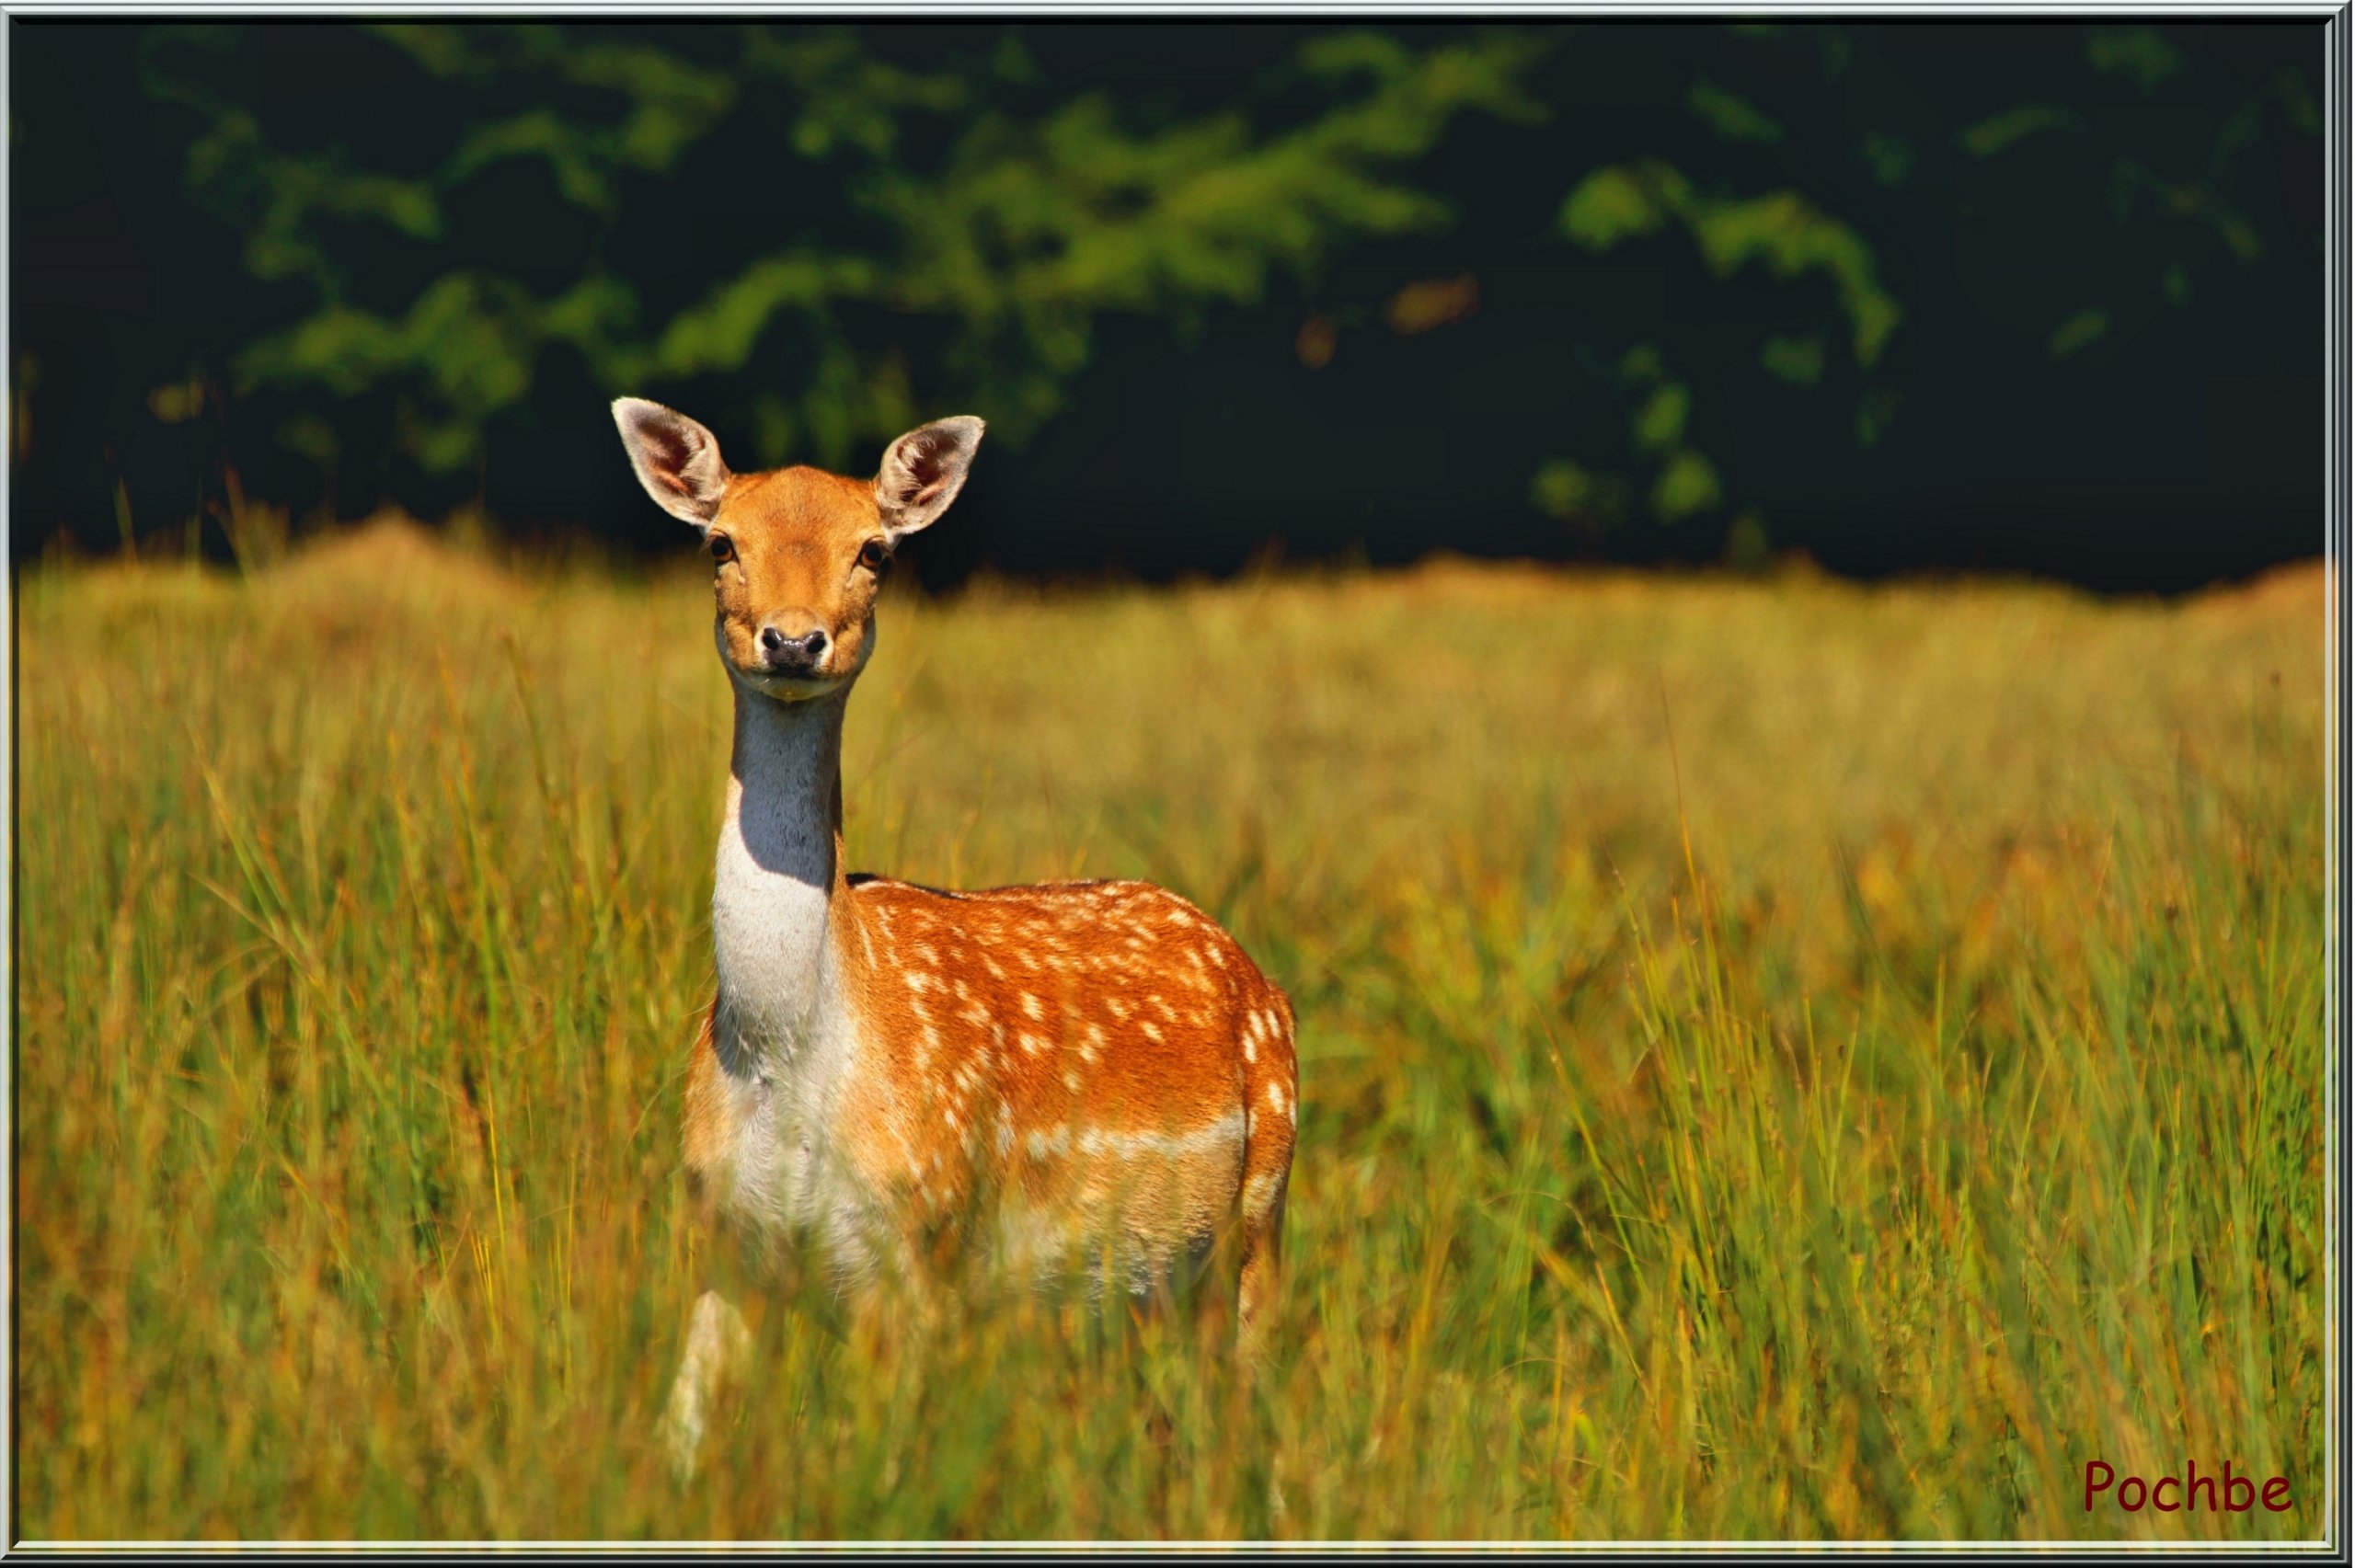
[612,398,1298,1474]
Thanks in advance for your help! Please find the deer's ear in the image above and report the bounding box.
[875,416,984,540]
[612,397,730,529]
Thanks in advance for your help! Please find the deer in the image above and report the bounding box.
[612,398,1299,1476]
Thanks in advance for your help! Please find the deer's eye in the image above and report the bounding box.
[708,533,735,565]
[858,538,892,576]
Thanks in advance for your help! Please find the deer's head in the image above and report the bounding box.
[614,398,984,702]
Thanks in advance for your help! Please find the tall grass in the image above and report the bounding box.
[14,521,2325,1540]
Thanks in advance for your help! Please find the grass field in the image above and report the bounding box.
[14,521,2327,1541]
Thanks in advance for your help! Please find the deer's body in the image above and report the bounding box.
[614,399,1295,1474]
[687,685,1296,1294]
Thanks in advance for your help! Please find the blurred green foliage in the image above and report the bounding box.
[1758,334,1827,389]
[2048,307,2114,361]
[1685,77,1783,144]
[140,23,1546,476]
[40,20,2314,578]
[1959,104,2082,158]
[1554,166,1894,533]
[2085,26,2188,97]
[1858,132,1913,188]
[1555,157,1899,537]
[1525,25,2316,555]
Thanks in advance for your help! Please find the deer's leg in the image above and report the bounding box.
[661,1288,752,1480]
[661,1177,758,1481]
[1235,1173,1292,1532]
[1235,1170,1289,1370]
[1234,1134,1290,1365]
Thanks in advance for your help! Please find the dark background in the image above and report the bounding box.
[10,18,2328,593]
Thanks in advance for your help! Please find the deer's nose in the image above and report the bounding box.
[759,624,830,673]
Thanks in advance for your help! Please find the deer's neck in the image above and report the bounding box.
[711,681,854,1075]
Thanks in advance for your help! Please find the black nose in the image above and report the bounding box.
[759,625,829,672]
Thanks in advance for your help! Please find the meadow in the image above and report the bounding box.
[14,521,2326,1540]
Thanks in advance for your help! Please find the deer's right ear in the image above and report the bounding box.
[612,397,731,530]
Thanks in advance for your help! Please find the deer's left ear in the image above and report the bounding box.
[875,417,985,540]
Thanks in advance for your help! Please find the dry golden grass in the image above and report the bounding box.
[14,521,2326,1540]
